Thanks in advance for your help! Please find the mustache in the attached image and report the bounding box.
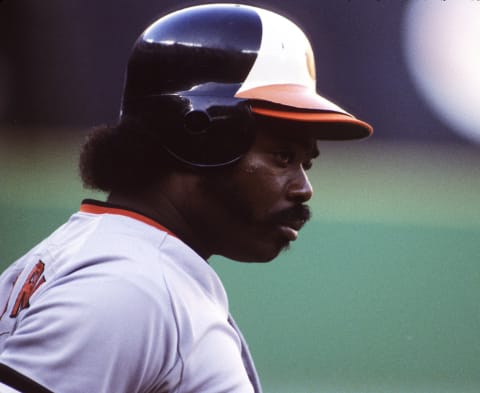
[268,204,312,226]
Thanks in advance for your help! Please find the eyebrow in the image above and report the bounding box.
[259,127,320,159]
[290,138,320,159]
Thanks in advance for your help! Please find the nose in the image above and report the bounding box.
[286,168,313,203]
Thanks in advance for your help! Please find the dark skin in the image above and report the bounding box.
[108,126,319,263]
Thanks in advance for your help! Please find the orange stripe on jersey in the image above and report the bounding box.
[80,202,177,237]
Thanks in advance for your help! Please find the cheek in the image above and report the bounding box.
[238,159,285,216]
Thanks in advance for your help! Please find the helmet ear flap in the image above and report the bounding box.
[184,110,211,135]
[167,98,256,167]
[121,94,256,167]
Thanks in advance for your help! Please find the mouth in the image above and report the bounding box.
[267,205,311,242]
[277,218,307,241]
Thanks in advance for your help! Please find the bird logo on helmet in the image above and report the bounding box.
[119,3,373,167]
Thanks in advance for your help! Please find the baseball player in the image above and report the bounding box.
[0,4,372,393]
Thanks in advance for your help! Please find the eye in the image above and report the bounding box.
[273,151,294,167]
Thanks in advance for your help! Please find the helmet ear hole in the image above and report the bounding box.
[184,110,211,135]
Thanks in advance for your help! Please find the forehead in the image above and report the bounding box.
[253,116,319,155]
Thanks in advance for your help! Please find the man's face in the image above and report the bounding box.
[200,122,319,262]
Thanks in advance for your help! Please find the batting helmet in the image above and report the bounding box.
[120,3,373,167]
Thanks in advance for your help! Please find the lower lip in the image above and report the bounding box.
[278,225,299,241]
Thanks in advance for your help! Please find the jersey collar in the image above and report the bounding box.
[79,199,177,237]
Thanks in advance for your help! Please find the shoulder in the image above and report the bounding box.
[0,264,181,393]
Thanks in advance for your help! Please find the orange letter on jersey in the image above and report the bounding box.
[10,261,46,318]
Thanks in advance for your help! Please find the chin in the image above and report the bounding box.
[222,240,290,263]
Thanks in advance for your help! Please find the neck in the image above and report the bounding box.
[107,185,213,260]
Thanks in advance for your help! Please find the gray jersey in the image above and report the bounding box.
[0,200,262,393]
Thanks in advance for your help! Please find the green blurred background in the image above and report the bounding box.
[1,130,478,392]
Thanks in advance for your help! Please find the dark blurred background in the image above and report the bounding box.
[1,1,479,392]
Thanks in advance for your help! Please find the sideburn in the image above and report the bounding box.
[198,165,257,225]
